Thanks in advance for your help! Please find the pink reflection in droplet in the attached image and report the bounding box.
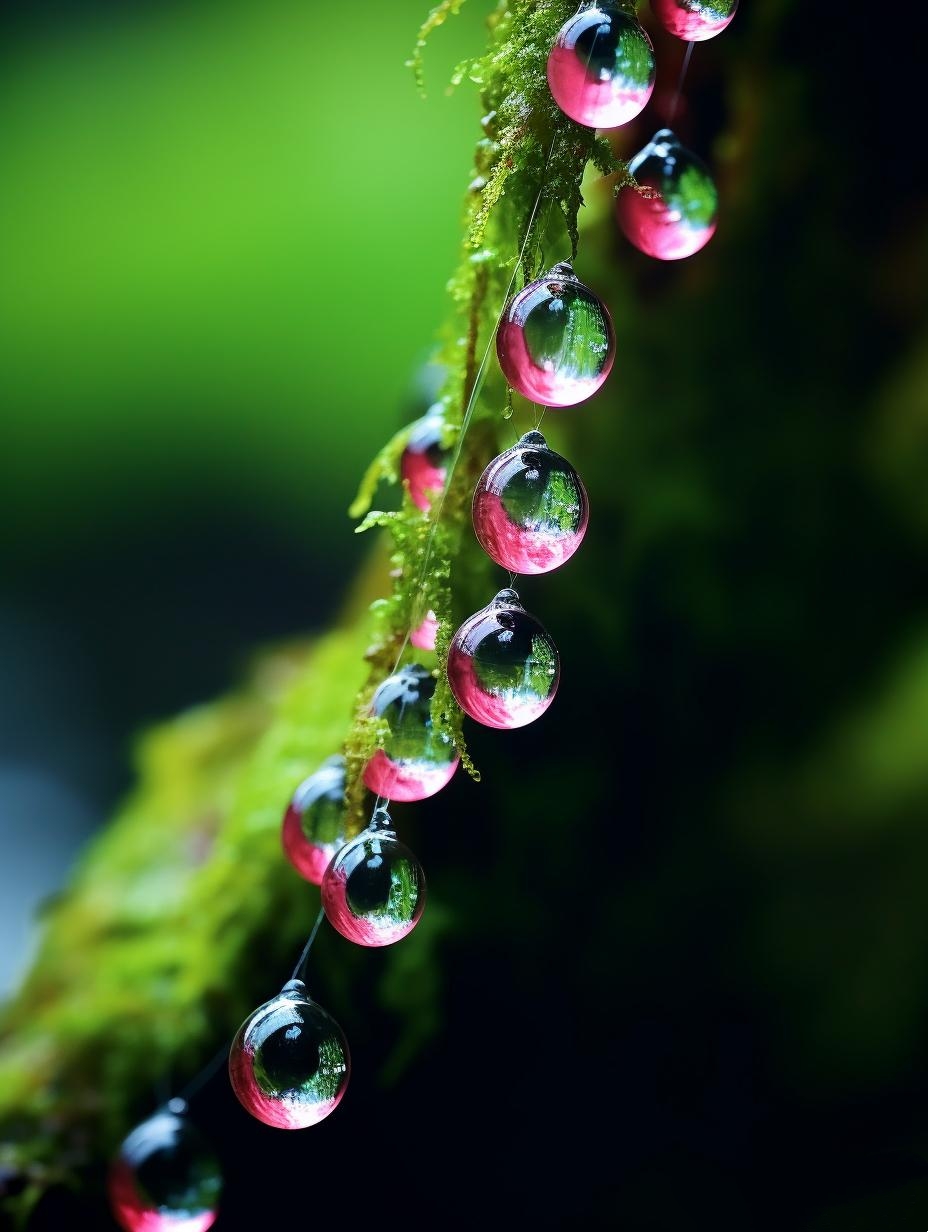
[446,649,556,730]
[321,832,425,948]
[281,804,336,885]
[108,1164,216,1232]
[401,450,446,513]
[362,748,458,802]
[546,7,655,130]
[650,0,738,42]
[616,186,716,260]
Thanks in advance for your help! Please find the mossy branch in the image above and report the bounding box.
[0,0,631,1218]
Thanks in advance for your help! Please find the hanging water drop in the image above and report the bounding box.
[496,264,615,408]
[228,980,350,1130]
[108,1101,221,1232]
[400,405,450,513]
[473,431,589,575]
[447,589,560,730]
[547,3,655,130]
[362,662,459,801]
[321,807,425,947]
[281,754,349,886]
[616,128,718,260]
[650,0,739,42]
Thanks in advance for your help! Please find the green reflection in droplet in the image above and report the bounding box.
[664,163,718,229]
[499,461,582,534]
[522,287,610,380]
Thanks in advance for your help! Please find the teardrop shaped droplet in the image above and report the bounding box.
[321,809,425,947]
[473,432,589,575]
[362,663,459,801]
[228,980,350,1130]
[496,264,615,408]
[447,590,561,730]
[616,129,718,260]
[547,3,655,130]
[400,406,450,513]
[281,755,349,886]
[108,1104,221,1232]
[650,0,738,42]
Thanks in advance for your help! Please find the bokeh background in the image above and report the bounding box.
[3,1,928,1229]
[0,0,489,994]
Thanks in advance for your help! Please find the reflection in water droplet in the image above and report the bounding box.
[617,129,718,260]
[228,982,350,1130]
[281,755,349,885]
[497,269,616,408]
[650,0,739,42]
[447,595,560,730]
[401,407,450,512]
[362,664,459,802]
[547,4,655,130]
[473,433,589,575]
[322,824,425,947]
[108,1109,221,1232]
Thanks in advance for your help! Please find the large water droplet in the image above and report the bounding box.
[362,663,459,801]
[108,1106,221,1232]
[473,432,589,574]
[497,265,615,408]
[547,3,655,130]
[650,0,739,42]
[321,816,425,947]
[447,590,561,730]
[616,129,718,260]
[228,980,350,1130]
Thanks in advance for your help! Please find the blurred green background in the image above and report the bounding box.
[0,0,488,991]
[3,1,928,1229]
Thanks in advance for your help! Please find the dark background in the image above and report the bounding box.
[4,1,928,1229]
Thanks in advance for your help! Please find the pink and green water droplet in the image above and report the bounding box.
[321,807,425,947]
[447,589,560,730]
[281,754,348,886]
[400,406,450,513]
[547,3,655,130]
[496,264,615,408]
[108,1101,221,1232]
[228,980,350,1130]
[650,0,738,41]
[472,431,589,575]
[362,662,459,801]
[616,129,718,260]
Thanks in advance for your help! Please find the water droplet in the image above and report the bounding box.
[496,267,616,408]
[281,755,350,886]
[108,1108,221,1232]
[321,816,426,947]
[547,4,655,130]
[616,128,718,260]
[401,406,450,512]
[447,593,560,730]
[473,433,589,574]
[362,663,459,801]
[651,0,738,42]
[228,981,350,1130]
